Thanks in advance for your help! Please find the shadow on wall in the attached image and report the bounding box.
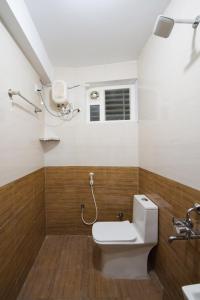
[138,87,158,121]
[185,29,200,71]
[11,102,40,118]
[40,141,60,153]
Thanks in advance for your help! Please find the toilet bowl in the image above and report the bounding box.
[92,195,158,279]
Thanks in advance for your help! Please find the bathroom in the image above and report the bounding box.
[0,0,200,299]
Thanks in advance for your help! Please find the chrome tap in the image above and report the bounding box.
[168,203,200,243]
[169,232,200,243]
[185,203,200,228]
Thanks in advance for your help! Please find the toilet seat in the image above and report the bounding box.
[92,220,137,243]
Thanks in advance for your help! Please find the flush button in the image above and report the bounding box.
[141,197,148,201]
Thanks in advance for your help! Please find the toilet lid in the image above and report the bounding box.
[92,221,137,242]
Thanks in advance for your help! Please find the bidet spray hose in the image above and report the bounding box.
[81,176,98,225]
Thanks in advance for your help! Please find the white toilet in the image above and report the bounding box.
[92,195,158,279]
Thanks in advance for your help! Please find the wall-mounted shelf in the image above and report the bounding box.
[39,137,60,142]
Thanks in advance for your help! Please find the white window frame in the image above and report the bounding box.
[86,83,138,124]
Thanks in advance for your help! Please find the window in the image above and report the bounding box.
[90,105,100,121]
[87,83,137,123]
[105,88,130,121]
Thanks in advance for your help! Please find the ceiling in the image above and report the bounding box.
[25,0,170,67]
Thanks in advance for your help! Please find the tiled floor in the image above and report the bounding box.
[17,235,163,300]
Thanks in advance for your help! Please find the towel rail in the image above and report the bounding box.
[8,89,42,113]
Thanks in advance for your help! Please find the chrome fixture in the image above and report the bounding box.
[89,172,94,186]
[169,203,200,243]
[44,82,80,90]
[153,15,200,38]
[8,89,42,113]
[117,212,124,221]
[168,234,200,243]
[90,90,100,100]
[81,172,98,225]
[186,203,200,226]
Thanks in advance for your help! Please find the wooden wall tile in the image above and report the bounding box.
[139,168,200,300]
[0,168,45,300]
[0,183,14,227]
[3,165,200,300]
[45,166,139,235]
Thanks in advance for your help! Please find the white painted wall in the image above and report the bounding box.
[0,0,53,83]
[44,61,139,167]
[138,0,200,189]
[0,20,44,186]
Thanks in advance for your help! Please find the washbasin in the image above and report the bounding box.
[182,284,200,300]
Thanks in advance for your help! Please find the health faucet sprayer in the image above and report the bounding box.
[81,173,98,225]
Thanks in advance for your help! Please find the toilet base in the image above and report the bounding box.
[97,244,155,279]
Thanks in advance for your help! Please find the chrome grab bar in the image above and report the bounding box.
[8,89,42,113]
